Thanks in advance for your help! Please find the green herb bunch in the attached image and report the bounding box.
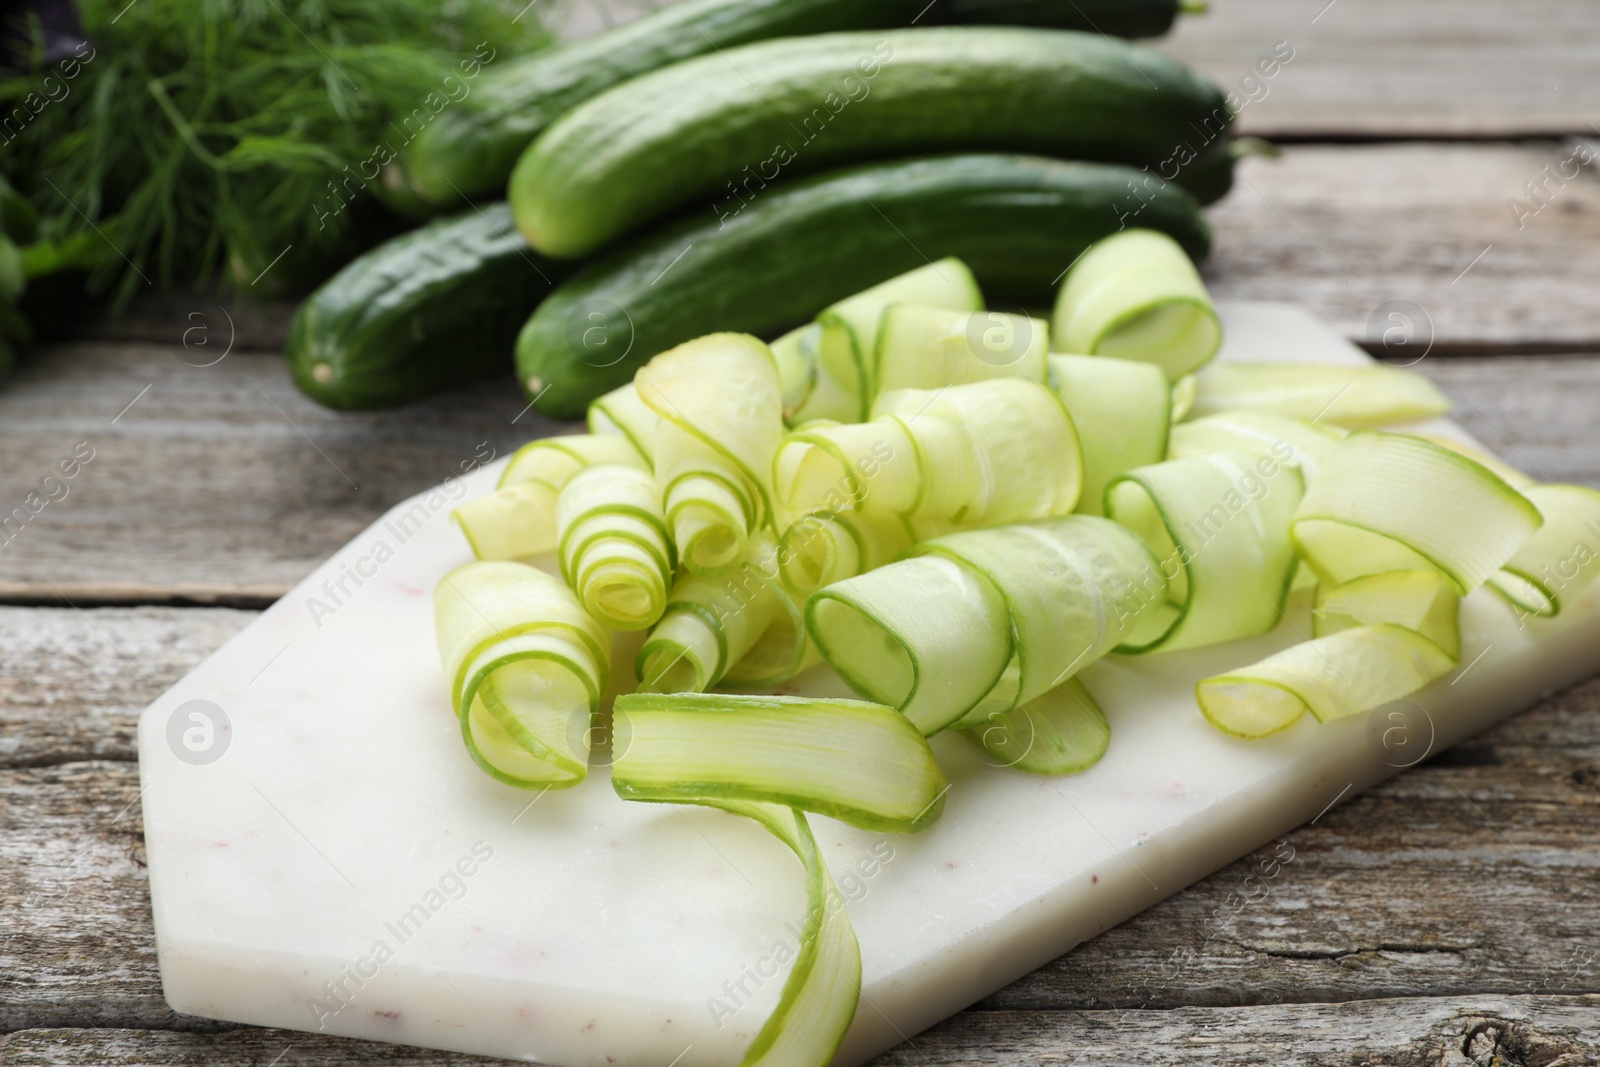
[0,0,551,304]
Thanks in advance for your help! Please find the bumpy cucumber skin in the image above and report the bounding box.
[516,154,1211,420]
[512,27,1229,258]
[403,0,1182,210]
[928,0,1178,36]
[288,204,570,410]
[405,0,922,208]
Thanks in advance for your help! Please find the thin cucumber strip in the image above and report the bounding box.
[875,305,1048,398]
[500,433,647,488]
[637,605,728,695]
[1106,451,1304,653]
[638,334,784,573]
[1052,228,1221,378]
[782,258,985,424]
[700,799,860,1067]
[588,382,661,467]
[637,534,815,692]
[1047,354,1170,517]
[1198,433,1542,738]
[1170,372,1198,421]
[808,554,1012,735]
[1191,363,1449,428]
[719,539,821,689]
[771,323,824,424]
[1197,624,1456,737]
[962,677,1110,775]
[953,653,1021,730]
[871,378,1083,527]
[778,509,915,595]
[776,418,916,519]
[1167,410,1344,481]
[1291,432,1542,594]
[1488,483,1600,617]
[434,561,610,788]
[613,693,949,833]
[452,482,562,563]
[912,516,1168,707]
[824,258,984,419]
[555,465,673,631]
[454,434,646,561]
[1420,435,1536,490]
[1314,570,1461,659]
[663,457,756,577]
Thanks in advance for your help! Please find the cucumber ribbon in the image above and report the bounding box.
[636,333,785,577]
[807,516,1165,772]
[453,434,645,561]
[775,378,1083,539]
[611,692,947,1067]
[770,258,982,424]
[1190,362,1450,428]
[636,531,819,693]
[1052,228,1222,379]
[1197,432,1546,736]
[435,560,609,789]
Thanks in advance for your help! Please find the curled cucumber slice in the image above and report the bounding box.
[434,561,609,788]
[1053,228,1221,379]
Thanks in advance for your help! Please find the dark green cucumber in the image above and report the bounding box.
[516,154,1210,420]
[400,0,1187,211]
[287,203,571,410]
[512,28,1231,258]
[928,0,1181,37]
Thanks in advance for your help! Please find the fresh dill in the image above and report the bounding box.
[0,0,552,302]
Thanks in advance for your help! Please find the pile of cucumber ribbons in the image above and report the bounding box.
[435,227,1600,1067]
[289,0,1248,416]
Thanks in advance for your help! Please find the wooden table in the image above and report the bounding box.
[4,1,1599,1062]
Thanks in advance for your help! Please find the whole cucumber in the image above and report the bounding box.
[516,154,1210,420]
[512,28,1231,258]
[400,0,1186,211]
[288,204,571,410]
[928,0,1182,37]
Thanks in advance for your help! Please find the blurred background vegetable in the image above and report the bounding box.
[0,0,552,320]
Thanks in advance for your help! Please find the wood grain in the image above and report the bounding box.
[2,601,1597,1041]
[1158,0,1598,139]
[1204,145,1600,354]
[0,342,549,605]
[5,998,1599,1065]
[0,608,253,770]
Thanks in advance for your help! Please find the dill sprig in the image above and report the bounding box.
[0,0,552,302]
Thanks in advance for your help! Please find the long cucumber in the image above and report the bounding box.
[516,154,1211,420]
[287,204,569,409]
[399,0,1191,209]
[511,27,1231,257]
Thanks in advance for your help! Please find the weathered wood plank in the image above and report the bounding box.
[0,342,547,604]
[6,996,1599,1065]
[1158,0,1597,139]
[0,608,253,770]
[2,596,1597,1032]
[876,998,1600,1066]
[0,341,1592,605]
[1204,145,1600,354]
[1419,355,1600,489]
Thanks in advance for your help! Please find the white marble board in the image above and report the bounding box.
[137,302,1600,1066]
